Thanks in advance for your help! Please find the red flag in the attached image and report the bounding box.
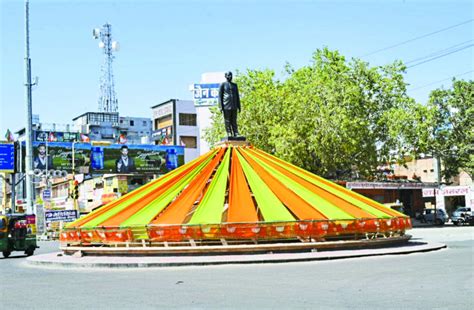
[4,129,14,142]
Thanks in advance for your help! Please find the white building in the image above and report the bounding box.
[72,112,152,144]
[190,72,226,155]
[151,99,199,163]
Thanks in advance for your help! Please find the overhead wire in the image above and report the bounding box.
[405,39,474,64]
[406,44,474,68]
[408,70,474,91]
[360,19,474,57]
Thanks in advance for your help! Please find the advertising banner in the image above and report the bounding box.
[0,142,15,173]
[23,141,91,174]
[91,144,184,174]
[22,142,184,175]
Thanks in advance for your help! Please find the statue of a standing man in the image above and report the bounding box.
[218,71,241,138]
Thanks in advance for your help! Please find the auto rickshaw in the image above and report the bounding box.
[0,214,38,258]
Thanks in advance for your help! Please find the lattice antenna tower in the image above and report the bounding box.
[93,23,120,113]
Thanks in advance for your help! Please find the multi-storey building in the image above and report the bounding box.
[151,99,199,162]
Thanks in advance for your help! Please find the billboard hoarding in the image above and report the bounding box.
[22,142,184,175]
[91,144,184,174]
[23,141,91,174]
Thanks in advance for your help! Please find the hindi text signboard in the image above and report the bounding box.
[193,83,220,106]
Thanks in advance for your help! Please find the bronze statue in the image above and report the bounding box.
[218,71,241,137]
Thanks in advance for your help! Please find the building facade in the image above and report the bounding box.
[392,157,473,186]
[72,112,152,144]
[190,72,226,155]
[151,99,199,162]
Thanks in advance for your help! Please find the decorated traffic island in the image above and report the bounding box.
[59,141,412,257]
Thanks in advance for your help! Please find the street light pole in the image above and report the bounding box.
[433,155,442,224]
[72,141,78,212]
[24,0,35,214]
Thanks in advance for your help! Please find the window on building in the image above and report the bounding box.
[180,136,197,148]
[179,113,197,126]
[130,120,135,126]
[142,120,147,126]
[156,115,172,129]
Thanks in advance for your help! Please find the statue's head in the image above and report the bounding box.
[225,71,233,82]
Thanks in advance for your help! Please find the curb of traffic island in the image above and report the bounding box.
[26,241,447,269]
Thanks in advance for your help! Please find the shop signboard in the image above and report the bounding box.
[422,186,471,197]
[0,142,15,173]
[193,83,220,106]
[347,182,431,190]
[45,210,78,223]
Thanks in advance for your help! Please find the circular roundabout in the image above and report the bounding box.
[46,142,433,267]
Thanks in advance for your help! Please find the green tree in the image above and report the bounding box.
[205,48,421,179]
[422,79,474,180]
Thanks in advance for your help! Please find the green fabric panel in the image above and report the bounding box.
[120,154,214,227]
[246,149,353,219]
[254,150,392,218]
[188,148,231,224]
[81,150,217,228]
[236,149,295,222]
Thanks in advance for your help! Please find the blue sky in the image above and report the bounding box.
[1,0,473,135]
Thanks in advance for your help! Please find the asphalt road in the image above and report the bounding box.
[0,227,472,310]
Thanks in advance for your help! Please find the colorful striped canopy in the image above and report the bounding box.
[68,145,405,230]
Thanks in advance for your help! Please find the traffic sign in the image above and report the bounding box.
[42,189,51,200]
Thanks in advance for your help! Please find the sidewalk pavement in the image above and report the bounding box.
[27,240,446,269]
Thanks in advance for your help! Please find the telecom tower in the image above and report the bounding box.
[93,23,120,113]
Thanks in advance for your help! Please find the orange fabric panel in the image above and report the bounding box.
[248,149,375,219]
[239,149,326,220]
[227,148,259,223]
[99,153,214,227]
[151,148,227,225]
[252,148,402,218]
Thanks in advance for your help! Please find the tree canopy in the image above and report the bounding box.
[422,79,474,180]
[205,48,473,180]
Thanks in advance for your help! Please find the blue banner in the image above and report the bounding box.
[45,210,78,222]
[0,143,15,173]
